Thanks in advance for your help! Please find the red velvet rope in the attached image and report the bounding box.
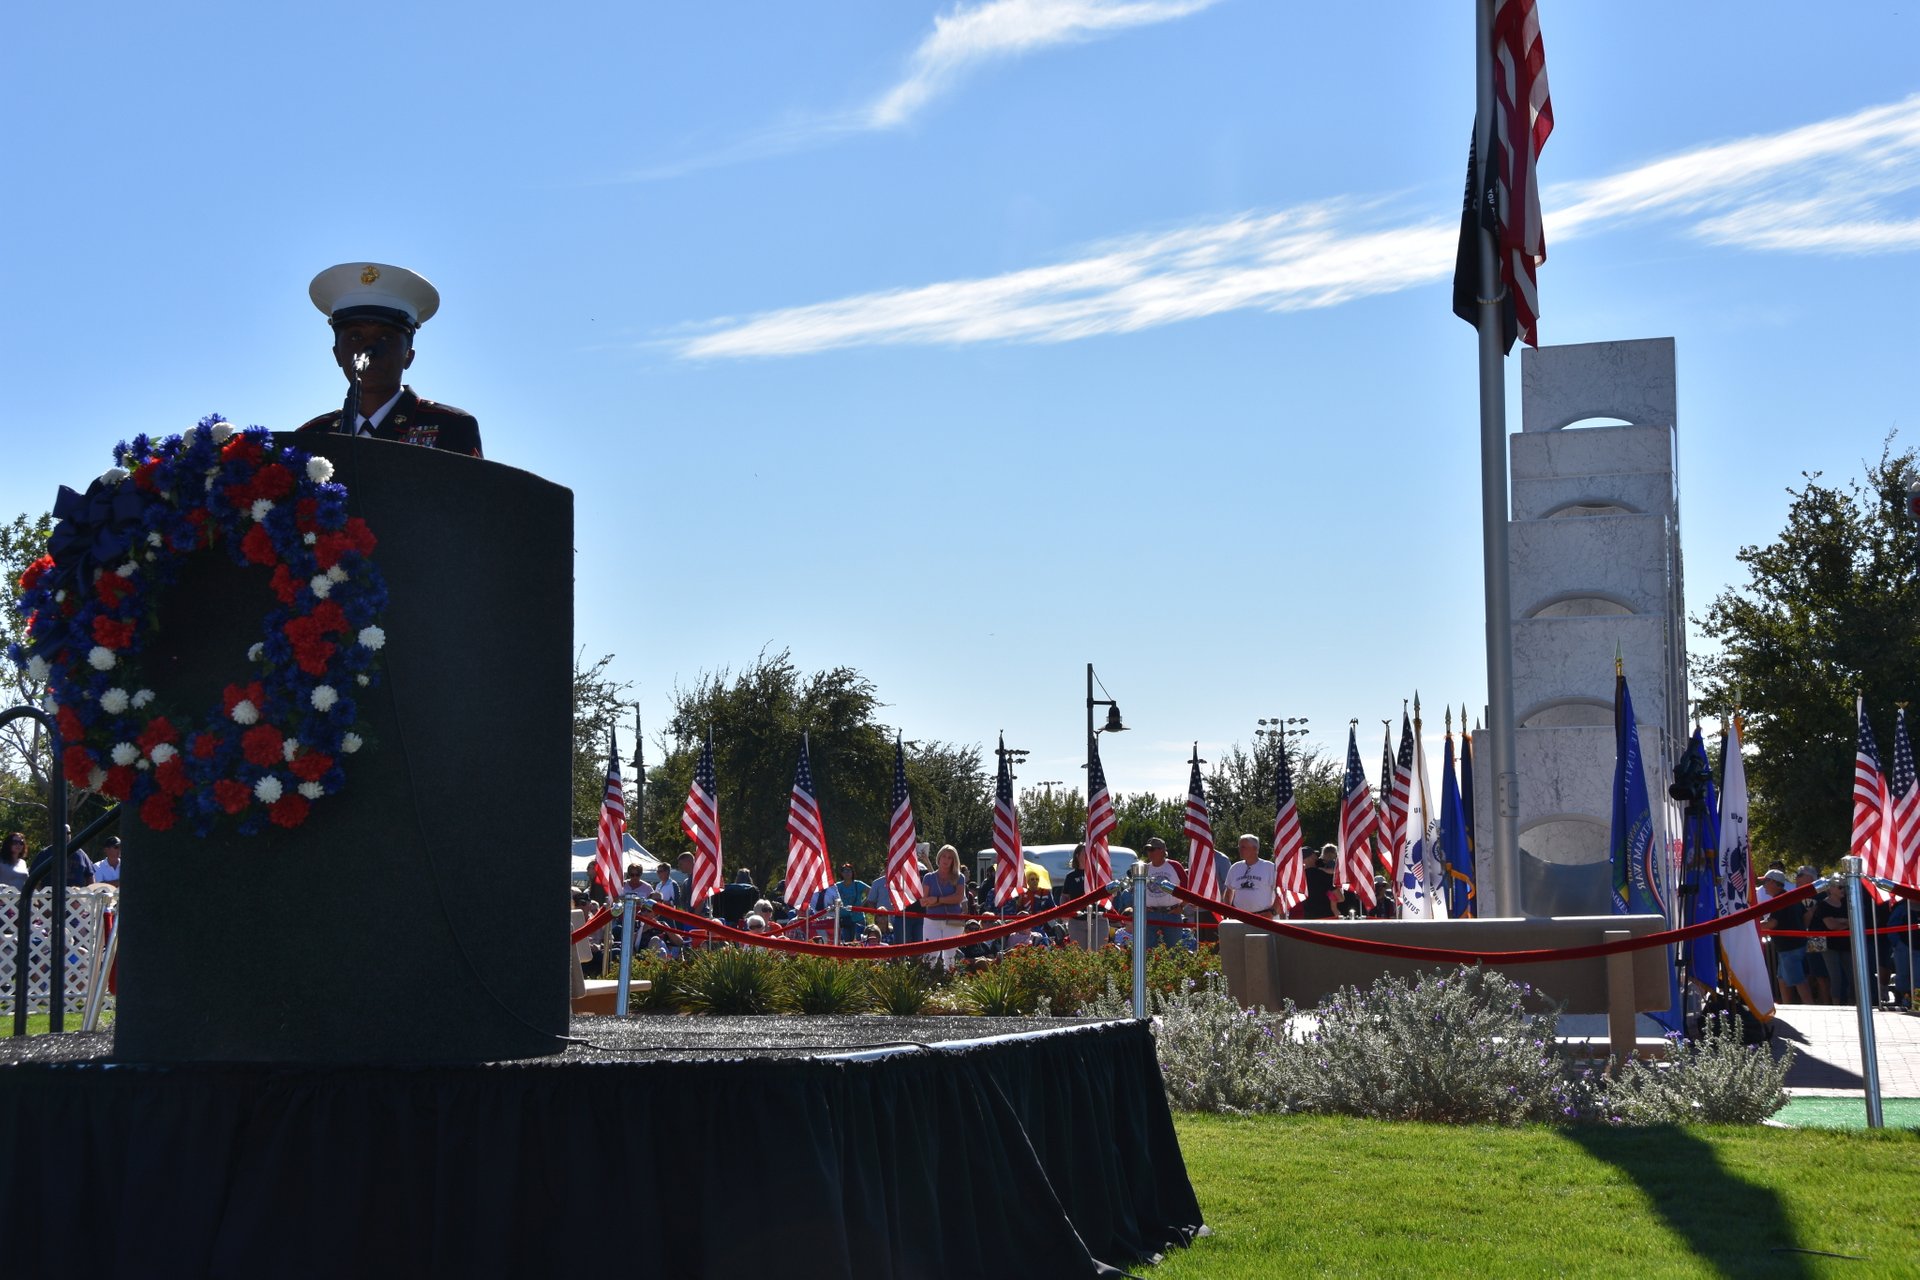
[646,889,1104,958]
[1761,926,1918,938]
[571,907,613,945]
[1882,880,1920,905]
[1167,882,1819,964]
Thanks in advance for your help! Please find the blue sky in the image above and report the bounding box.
[3,2,1916,800]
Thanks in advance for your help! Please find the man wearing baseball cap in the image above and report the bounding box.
[295,262,482,457]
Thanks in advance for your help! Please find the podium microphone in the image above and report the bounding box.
[340,350,370,435]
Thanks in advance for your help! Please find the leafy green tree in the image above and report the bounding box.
[1205,739,1342,853]
[902,740,993,858]
[1,513,58,845]
[1695,443,1920,865]
[1017,784,1086,845]
[571,652,633,838]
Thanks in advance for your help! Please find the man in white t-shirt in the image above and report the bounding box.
[1223,834,1276,915]
[91,836,122,885]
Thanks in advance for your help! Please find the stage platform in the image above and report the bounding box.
[0,1016,1202,1279]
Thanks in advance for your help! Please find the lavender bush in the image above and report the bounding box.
[1594,1014,1793,1124]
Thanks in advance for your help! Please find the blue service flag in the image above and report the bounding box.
[1609,671,1663,917]
[1681,726,1723,992]
[1438,729,1473,919]
[1460,721,1477,915]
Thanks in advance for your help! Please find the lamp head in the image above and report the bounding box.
[1103,705,1127,734]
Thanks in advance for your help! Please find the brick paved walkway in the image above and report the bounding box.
[1772,1005,1920,1098]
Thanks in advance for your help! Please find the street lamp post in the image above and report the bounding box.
[1084,663,1127,948]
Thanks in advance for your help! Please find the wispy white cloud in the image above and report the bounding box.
[627,1,1223,181]
[867,0,1223,128]
[675,94,1920,360]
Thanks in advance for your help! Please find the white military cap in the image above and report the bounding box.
[309,262,441,330]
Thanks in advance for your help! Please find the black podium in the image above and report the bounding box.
[113,436,573,1063]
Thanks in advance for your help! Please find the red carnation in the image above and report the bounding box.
[62,745,95,788]
[214,779,252,814]
[222,435,263,464]
[102,766,135,801]
[241,524,277,566]
[133,460,161,493]
[191,733,220,759]
[296,498,318,527]
[185,507,209,526]
[311,600,348,635]
[268,794,311,828]
[270,564,300,605]
[155,758,191,797]
[140,793,177,831]
[252,463,293,500]
[241,724,285,768]
[137,717,178,753]
[95,571,132,606]
[92,615,135,649]
[344,517,377,555]
[222,480,256,510]
[57,705,84,742]
[290,752,334,782]
[312,532,349,570]
[19,554,53,592]
[220,682,266,717]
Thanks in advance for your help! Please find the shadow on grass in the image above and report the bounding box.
[1562,1125,1813,1279]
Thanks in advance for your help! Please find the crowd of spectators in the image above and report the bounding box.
[1757,861,1915,1008]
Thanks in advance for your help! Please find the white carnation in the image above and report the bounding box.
[230,699,260,725]
[340,732,363,754]
[87,646,117,671]
[307,456,335,483]
[26,656,49,683]
[146,531,163,547]
[136,759,150,771]
[86,767,107,790]
[310,685,338,712]
[357,626,385,651]
[204,473,218,492]
[325,565,347,583]
[181,427,198,448]
[355,674,369,686]
[247,642,264,663]
[302,532,317,545]
[115,563,135,578]
[210,421,235,442]
[131,688,155,709]
[110,742,139,767]
[149,742,178,764]
[283,738,300,762]
[308,574,333,599]
[253,775,283,804]
[144,552,156,562]
[54,590,67,604]
[298,781,325,801]
[250,498,274,523]
[99,467,130,486]
[99,688,130,715]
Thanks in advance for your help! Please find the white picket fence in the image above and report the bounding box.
[0,885,117,1018]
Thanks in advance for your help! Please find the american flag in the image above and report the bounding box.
[1853,697,1895,898]
[1272,742,1305,912]
[1891,708,1920,885]
[1452,0,1553,351]
[785,734,833,915]
[1084,738,1115,895]
[592,731,627,901]
[1385,711,1414,878]
[1337,726,1378,911]
[680,729,723,906]
[1183,747,1219,901]
[884,736,924,910]
[992,734,1024,908]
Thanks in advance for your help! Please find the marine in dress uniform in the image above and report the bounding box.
[295,261,483,458]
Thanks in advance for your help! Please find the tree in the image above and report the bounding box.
[902,740,993,858]
[1695,442,1920,865]
[1,513,60,845]
[1205,739,1342,853]
[1017,784,1086,845]
[572,652,633,838]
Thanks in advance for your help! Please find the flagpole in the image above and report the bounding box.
[1474,0,1521,918]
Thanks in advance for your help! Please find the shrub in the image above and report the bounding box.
[994,944,1109,1015]
[866,959,939,1016]
[1147,973,1290,1114]
[678,945,785,1015]
[956,963,1042,1016]
[781,955,873,1015]
[626,953,684,1012]
[1595,1014,1794,1125]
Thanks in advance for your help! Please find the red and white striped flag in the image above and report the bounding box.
[1890,707,1920,885]
[1272,743,1305,913]
[680,729,723,906]
[1853,696,1895,899]
[884,736,924,910]
[785,734,833,913]
[1183,746,1219,901]
[592,732,627,901]
[1384,711,1414,879]
[1337,725,1378,911]
[992,733,1024,907]
[1084,738,1116,896]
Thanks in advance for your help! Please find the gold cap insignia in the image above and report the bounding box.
[360,265,381,285]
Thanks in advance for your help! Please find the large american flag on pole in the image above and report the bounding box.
[1853,696,1895,899]
[1337,725,1378,911]
[1183,746,1219,901]
[1384,711,1414,880]
[1272,743,1305,913]
[1084,738,1116,896]
[681,729,723,907]
[1452,0,1553,350]
[992,733,1024,907]
[592,730,627,901]
[1891,708,1920,886]
[884,736,924,910]
[785,734,833,913]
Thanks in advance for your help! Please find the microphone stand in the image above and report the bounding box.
[339,351,368,436]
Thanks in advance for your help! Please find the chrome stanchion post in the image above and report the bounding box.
[615,896,637,1018]
[1131,864,1149,1020]
[1842,856,1884,1129]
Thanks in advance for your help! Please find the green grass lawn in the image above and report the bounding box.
[0,1010,111,1036]
[1162,1114,1920,1278]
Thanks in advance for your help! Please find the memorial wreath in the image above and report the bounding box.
[8,417,388,835]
